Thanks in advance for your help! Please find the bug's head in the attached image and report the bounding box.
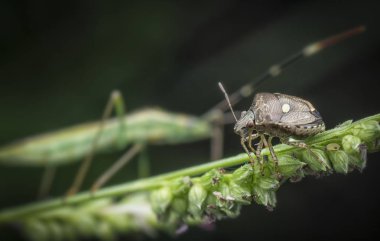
[218,82,255,138]
[233,110,255,138]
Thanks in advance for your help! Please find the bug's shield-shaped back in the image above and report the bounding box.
[250,93,323,127]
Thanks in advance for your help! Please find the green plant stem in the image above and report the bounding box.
[0,113,379,224]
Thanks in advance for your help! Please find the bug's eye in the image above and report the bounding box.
[246,120,254,128]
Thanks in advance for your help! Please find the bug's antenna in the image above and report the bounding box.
[205,25,366,116]
[218,82,238,122]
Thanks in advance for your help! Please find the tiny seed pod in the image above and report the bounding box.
[327,150,350,174]
[220,204,242,218]
[289,168,305,183]
[359,143,368,164]
[188,184,208,218]
[214,183,236,211]
[229,181,252,205]
[171,198,188,215]
[199,169,222,189]
[163,211,183,234]
[252,187,277,208]
[267,191,277,209]
[347,154,366,172]
[256,177,279,190]
[301,149,331,172]
[326,143,341,151]
[366,138,380,152]
[170,177,192,197]
[342,135,362,154]
[278,155,305,177]
[231,164,254,185]
[150,187,173,215]
[204,195,225,220]
[219,182,234,201]
[351,120,380,142]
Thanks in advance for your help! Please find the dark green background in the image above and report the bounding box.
[1,1,380,240]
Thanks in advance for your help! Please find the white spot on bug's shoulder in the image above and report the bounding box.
[282,103,290,113]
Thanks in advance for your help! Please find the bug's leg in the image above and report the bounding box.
[255,138,264,159]
[240,137,255,164]
[247,132,261,165]
[247,132,260,153]
[267,136,281,178]
[254,138,264,174]
[37,165,56,199]
[66,90,126,197]
[260,135,280,177]
[91,143,144,193]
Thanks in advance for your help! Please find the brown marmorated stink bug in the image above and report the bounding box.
[219,84,325,174]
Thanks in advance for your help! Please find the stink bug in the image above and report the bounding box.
[219,84,325,173]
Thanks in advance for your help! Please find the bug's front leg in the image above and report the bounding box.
[261,135,281,178]
[240,136,255,164]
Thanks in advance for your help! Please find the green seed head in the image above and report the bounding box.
[327,150,350,174]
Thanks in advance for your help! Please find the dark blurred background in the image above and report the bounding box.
[1,0,380,241]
